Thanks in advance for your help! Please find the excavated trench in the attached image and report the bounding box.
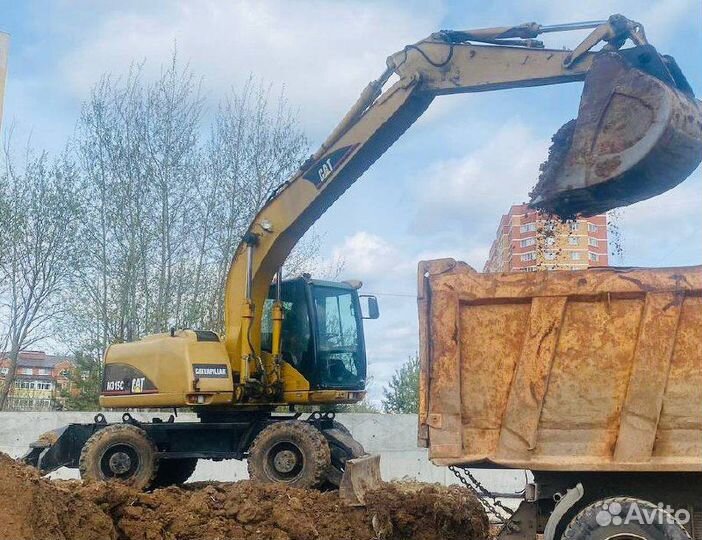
[0,452,489,540]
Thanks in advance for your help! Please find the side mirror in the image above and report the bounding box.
[359,295,380,320]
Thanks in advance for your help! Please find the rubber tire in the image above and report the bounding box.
[79,424,158,490]
[151,458,198,489]
[330,420,352,437]
[324,421,365,489]
[247,420,331,489]
[328,420,360,470]
[562,497,691,540]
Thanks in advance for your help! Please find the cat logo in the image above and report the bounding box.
[301,145,358,187]
[131,377,145,393]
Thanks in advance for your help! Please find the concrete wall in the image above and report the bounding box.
[0,412,527,496]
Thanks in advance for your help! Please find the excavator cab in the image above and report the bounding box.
[261,277,379,396]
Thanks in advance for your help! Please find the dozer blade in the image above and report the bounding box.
[338,453,382,506]
[22,426,69,473]
[531,46,702,217]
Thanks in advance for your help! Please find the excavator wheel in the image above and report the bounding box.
[151,458,198,489]
[247,420,331,489]
[78,424,158,490]
[321,421,366,488]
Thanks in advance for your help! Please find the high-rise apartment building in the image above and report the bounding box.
[484,204,608,272]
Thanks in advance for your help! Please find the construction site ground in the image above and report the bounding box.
[0,452,489,540]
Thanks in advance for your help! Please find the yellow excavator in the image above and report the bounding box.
[25,15,701,504]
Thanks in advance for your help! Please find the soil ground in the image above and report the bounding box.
[0,452,489,540]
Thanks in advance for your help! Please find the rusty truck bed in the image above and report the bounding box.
[417,259,702,472]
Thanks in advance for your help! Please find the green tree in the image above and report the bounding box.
[61,350,103,411]
[332,399,381,414]
[382,354,419,414]
[0,146,81,410]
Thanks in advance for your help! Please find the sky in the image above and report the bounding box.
[1,0,700,404]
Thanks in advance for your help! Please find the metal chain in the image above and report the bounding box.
[449,465,515,524]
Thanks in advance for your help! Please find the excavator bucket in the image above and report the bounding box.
[338,454,382,506]
[531,46,702,217]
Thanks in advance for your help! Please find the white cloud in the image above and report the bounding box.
[324,230,420,405]
[357,161,702,402]
[413,121,549,236]
[58,0,444,136]
[369,323,416,359]
[330,231,399,281]
[365,314,418,405]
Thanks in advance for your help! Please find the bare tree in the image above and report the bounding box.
[191,77,309,331]
[68,56,314,364]
[0,143,80,410]
[67,66,151,355]
[0,54,328,409]
[67,56,205,355]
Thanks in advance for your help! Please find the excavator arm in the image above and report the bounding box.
[225,15,702,396]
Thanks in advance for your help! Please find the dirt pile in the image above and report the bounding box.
[0,453,489,540]
[81,481,369,540]
[363,482,489,540]
[0,453,116,540]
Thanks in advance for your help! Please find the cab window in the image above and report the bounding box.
[313,286,364,388]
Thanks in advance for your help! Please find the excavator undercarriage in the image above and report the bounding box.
[23,410,375,505]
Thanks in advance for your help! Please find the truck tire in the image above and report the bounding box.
[79,424,158,490]
[247,420,331,489]
[562,497,691,540]
[151,458,198,488]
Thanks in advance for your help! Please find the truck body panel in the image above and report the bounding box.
[417,259,702,472]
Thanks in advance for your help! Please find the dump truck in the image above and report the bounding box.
[418,259,702,539]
